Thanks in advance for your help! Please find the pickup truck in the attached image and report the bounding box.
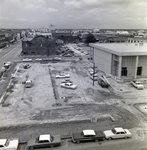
[72,130,105,143]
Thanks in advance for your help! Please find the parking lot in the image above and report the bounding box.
[0,58,147,130]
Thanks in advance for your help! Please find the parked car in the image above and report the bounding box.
[131,80,144,90]
[4,62,11,68]
[56,73,70,78]
[22,58,32,62]
[89,68,97,75]
[1,67,6,73]
[24,64,31,69]
[25,80,33,88]
[90,74,98,81]
[63,54,73,57]
[27,134,61,149]
[72,130,105,143]
[35,58,42,61]
[61,79,73,84]
[103,127,132,140]
[0,138,19,150]
[53,57,61,61]
[60,82,77,89]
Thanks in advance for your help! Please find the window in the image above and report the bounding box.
[121,67,127,76]
[28,42,33,47]
[137,67,142,75]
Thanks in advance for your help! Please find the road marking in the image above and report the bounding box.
[1,44,21,59]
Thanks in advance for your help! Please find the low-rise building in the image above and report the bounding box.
[22,35,56,55]
[90,43,147,80]
[0,34,8,48]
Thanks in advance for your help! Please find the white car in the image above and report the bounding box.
[1,67,6,73]
[89,68,97,75]
[25,80,33,88]
[4,62,12,68]
[131,81,144,90]
[53,57,61,61]
[0,138,19,150]
[103,127,132,140]
[90,73,98,81]
[56,73,70,78]
[61,79,73,84]
[35,58,42,61]
[22,58,32,62]
[60,82,77,89]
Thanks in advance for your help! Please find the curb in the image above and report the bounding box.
[109,85,131,94]
[0,64,21,104]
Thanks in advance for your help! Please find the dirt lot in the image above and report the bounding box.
[0,60,146,131]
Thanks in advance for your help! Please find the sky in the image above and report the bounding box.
[0,0,147,29]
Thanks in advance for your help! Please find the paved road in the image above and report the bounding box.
[0,43,147,150]
[0,41,22,68]
[0,121,147,150]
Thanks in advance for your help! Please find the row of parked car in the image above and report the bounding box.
[55,72,77,89]
[22,57,62,62]
[0,127,132,150]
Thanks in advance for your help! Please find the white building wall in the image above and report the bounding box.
[138,56,147,77]
[122,56,136,77]
[94,48,112,74]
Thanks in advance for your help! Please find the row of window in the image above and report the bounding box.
[25,44,55,47]
[121,67,142,76]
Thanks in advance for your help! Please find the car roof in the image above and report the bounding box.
[135,81,142,84]
[83,130,96,136]
[26,80,32,83]
[0,139,7,145]
[114,127,125,132]
[39,135,51,142]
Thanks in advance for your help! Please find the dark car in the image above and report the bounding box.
[72,130,105,143]
[27,134,61,149]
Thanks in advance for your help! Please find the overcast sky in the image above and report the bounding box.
[0,0,147,29]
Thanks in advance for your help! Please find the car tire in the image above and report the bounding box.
[108,137,112,140]
[125,136,128,139]
[28,146,34,150]
[76,140,80,144]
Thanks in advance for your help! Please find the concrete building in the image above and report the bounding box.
[89,43,147,80]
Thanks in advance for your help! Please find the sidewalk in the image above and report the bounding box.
[107,76,132,94]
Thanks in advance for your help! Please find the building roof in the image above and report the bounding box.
[90,43,147,56]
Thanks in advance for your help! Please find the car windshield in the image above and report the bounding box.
[112,128,117,134]
[136,82,142,85]
[4,139,9,147]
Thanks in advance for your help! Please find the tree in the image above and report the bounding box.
[84,33,96,45]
